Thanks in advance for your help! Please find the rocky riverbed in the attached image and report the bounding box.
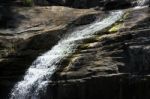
[0,0,150,99]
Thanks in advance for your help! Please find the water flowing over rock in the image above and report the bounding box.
[0,1,150,99]
[0,6,99,98]
[9,10,123,99]
[47,6,150,99]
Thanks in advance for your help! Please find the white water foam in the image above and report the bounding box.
[137,0,149,6]
[10,10,123,99]
[134,0,149,9]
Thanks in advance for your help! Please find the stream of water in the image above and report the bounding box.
[10,11,123,99]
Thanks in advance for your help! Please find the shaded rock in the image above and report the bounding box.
[46,0,133,9]
[33,0,49,5]
[102,0,131,10]
[128,45,150,74]
[72,13,97,26]
[47,0,100,8]
[45,74,150,99]
[65,0,100,8]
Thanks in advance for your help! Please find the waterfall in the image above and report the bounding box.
[9,10,123,99]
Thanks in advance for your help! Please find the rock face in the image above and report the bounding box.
[102,0,131,10]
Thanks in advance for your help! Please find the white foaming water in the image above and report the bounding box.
[137,0,149,6]
[10,11,123,99]
[133,0,149,9]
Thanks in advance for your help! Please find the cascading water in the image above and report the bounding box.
[10,11,124,99]
[136,0,149,6]
[133,0,149,9]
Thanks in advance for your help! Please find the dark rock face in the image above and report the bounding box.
[45,74,150,99]
[46,0,100,8]
[46,0,132,9]
[64,0,100,8]
[33,0,49,5]
[46,0,65,5]
[46,0,149,9]
[72,14,97,26]
[128,45,150,74]
[102,0,131,10]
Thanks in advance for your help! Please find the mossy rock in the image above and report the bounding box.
[108,23,123,33]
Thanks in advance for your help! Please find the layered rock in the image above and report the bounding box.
[46,7,150,99]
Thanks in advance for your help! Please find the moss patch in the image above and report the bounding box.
[108,11,130,33]
[108,23,123,33]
